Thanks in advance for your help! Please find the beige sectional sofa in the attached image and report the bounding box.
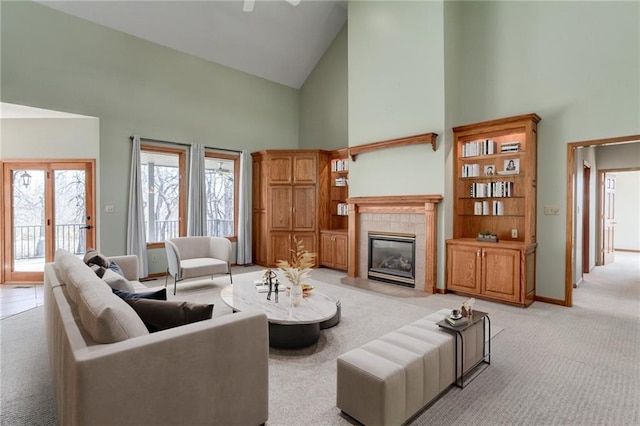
[44,249,269,426]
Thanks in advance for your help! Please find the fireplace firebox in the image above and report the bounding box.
[368,232,416,287]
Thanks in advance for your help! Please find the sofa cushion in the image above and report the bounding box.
[76,272,149,343]
[83,248,110,268]
[113,288,167,301]
[102,269,136,292]
[124,298,214,332]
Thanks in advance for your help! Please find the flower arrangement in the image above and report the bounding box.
[276,237,316,286]
[276,237,316,306]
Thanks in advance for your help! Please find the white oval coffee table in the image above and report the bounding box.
[221,280,340,349]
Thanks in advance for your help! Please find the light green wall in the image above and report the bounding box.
[455,1,639,301]
[348,1,448,287]
[299,23,348,150]
[1,1,300,256]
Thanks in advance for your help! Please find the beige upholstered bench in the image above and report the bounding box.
[336,309,486,426]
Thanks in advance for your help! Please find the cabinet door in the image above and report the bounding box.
[333,234,348,271]
[270,233,292,266]
[481,248,521,302]
[320,233,335,267]
[447,244,481,294]
[269,187,292,230]
[269,155,293,184]
[292,186,316,231]
[294,233,317,264]
[293,154,317,184]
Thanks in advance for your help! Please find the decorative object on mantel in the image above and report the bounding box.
[476,231,498,243]
[276,237,316,307]
[348,132,438,161]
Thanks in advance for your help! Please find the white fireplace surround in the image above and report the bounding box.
[347,195,443,293]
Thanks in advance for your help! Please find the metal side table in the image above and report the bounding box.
[437,310,491,388]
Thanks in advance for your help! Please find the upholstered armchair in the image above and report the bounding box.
[164,236,233,295]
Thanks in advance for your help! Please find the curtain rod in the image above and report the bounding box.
[129,136,242,154]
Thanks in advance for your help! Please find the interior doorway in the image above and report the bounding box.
[1,160,96,283]
[566,135,640,306]
[581,162,591,274]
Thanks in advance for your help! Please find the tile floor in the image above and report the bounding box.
[0,284,45,320]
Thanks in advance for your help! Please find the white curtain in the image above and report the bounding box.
[187,143,206,236]
[236,149,252,265]
[127,135,148,278]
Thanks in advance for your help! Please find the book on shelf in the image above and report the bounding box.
[331,159,349,172]
[500,141,521,153]
[445,315,469,327]
[462,139,497,157]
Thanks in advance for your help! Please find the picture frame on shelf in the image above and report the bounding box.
[484,164,495,176]
[503,158,519,173]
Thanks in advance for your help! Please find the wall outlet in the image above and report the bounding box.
[511,228,518,239]
[544,205,560,215]
[105,204,115,213]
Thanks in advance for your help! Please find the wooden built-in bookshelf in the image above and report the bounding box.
[447,113,540,307]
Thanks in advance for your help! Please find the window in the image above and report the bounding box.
[204,153,239,238]
[140,146,186,245]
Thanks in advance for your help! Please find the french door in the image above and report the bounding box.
[2,160,95,283]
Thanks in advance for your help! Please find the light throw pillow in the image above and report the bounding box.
[124,298,214,333]
[108,261,125,277]
[102,269,136,292]
[112,288,167,301]
[83,248,110,268]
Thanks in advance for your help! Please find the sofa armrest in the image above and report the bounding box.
[70,311,269,425]
[108,255,139,281]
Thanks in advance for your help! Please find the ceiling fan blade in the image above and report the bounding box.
[243,0,255,12]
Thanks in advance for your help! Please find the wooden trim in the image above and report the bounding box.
[348,133,438,161]
[534,294,568,306]
[346,195,444,206]
[347,195,443,293]
[565,134,640,309]
[452,113,541,133]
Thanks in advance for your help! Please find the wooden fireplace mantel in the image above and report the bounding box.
[348,133,438,161]
[347,195,443,293]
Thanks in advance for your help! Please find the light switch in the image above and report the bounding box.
[544,205,560,215]
[105,205,115,213]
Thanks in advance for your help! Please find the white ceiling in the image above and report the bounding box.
[35,0,348,89]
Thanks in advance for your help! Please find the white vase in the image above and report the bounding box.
[290,283,303,307]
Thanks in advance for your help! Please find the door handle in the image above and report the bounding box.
[80,225,92,230]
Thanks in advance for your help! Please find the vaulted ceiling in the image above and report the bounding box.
[35,0,348,89]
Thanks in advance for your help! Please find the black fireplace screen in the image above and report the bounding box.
[368,232,416,287]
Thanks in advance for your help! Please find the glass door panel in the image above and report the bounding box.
[12,169,46,272]
[54,169,88,256]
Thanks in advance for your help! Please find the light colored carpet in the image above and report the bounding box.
[1,253,639,425]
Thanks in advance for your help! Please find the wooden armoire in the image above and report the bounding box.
[251,150,330,266]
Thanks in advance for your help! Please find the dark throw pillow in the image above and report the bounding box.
[123,299,214,333]
[112,288,167,301]
[83,248,110,269]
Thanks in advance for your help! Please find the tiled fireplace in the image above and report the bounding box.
[347,195,442,293]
